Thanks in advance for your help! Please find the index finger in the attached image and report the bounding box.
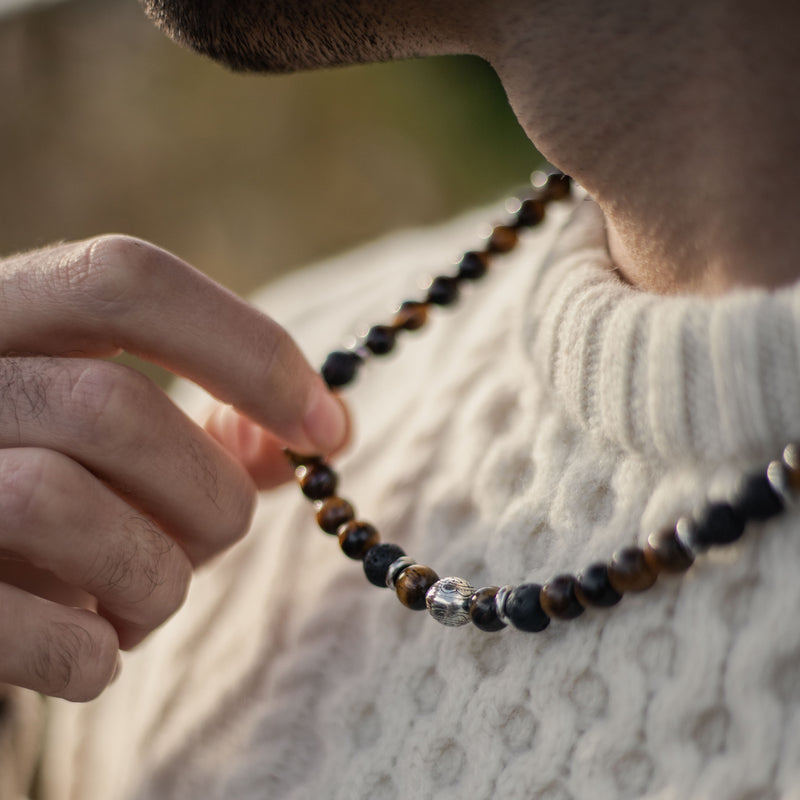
[0,236,346,455]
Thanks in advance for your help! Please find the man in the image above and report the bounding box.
[4,1,800,797]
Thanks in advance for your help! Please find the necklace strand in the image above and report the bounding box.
[287,171,798,633]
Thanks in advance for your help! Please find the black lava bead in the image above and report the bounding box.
[365,325,396,356]
[692,502,746,548]
[363,543,407,587]
[426,276,460,306]
[732,472,785,521]
[504,583,551,633]
[457,251,489,281]
[321,350,363,388]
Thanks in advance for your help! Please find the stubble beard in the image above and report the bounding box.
[139,0,400,73]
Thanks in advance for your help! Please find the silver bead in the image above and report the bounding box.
[386,556,416,590]
[495,585,515,627]
[425,577,475,627]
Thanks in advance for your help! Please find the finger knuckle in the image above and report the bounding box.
[254,325,303,407]
[0,357,51,423]
[246,321,315,438]
[0,449,55,531]
[213,474,257,553]
[183,436,255,553]
[227,482,257,546]
[65,361,153,448]
[32,616,117,702]
[93,515,191,630]
[59,235,156,315]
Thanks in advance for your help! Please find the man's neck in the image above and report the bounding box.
[481,0,800,295]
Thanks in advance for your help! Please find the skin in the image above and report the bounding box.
[0,236,348,700]
[143,0,800,294]
[2,0,796,701]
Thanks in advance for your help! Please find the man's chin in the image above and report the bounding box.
[139,0,399,74]
[138,0,286,72]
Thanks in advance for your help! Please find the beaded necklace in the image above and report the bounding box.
[287,171,798,633]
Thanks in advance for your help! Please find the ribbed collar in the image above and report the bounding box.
[524,196,800,465]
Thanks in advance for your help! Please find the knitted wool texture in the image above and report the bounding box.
[36,194,800,800]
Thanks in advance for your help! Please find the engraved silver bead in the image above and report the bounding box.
[425,577,475,627]
[495,584,515,627]
[386,556,416,590]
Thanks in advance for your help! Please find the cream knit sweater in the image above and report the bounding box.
[19,193,800,799]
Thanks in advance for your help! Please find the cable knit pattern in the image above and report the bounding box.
[37,193,800,800]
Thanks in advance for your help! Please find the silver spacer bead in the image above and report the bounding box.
[386,556,417,590]
[767,458,799,510]
[495,585,515,627]
[294,464,310,481]
[675,516,706,557]
[425,577,475,627]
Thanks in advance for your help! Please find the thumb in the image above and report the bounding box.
[205,401,350,490]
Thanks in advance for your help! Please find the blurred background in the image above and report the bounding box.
[0,0,541,378]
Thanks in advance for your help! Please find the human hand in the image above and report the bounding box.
[0,236,347,701]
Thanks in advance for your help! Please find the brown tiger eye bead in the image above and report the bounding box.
[608,546,658,593]
[469,586,506,632]
[644,527,694,573]
[543,172,572,201]
[392,301,428,331]
[284,450,319,469]
[515,198,546,228]
[487,225,518,253]
[395,565,439,610]
[782,445,800,493]
[785,464,800,493]
[540,574,585,620]
[316,497,355,535]
[297,462,338,501]
[337,520,379,560]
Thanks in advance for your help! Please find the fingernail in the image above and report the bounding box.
[303,385,348,453]
[111,653,123,684]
